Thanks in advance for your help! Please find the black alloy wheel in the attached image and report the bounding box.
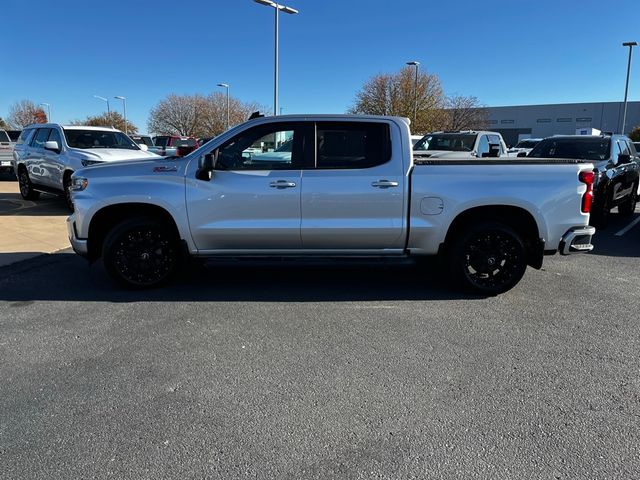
[63,175,74,212]
[618,184,638,217]
[103,218,178,288]
[450,222,527,295]
[18,168,40,200]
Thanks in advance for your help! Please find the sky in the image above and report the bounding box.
[1,0,639,133]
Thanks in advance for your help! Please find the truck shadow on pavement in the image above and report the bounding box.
[588,211,640,258]
[0,253,486,302]
[0,191,69,216]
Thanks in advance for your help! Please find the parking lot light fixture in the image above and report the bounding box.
[217,83,230,130]
[114,96,127,135]
[622,42,638,135]
[39,103,51,122]
[406,61,420,126]
[253,0,299,116]
[93,95,110,115]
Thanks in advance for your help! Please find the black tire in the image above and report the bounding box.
[618,184,638,217]
[448,222,527,295]
[591,195,611,229]
[63,173,74,212]
[102,217,179,289]
[18,167,40,200]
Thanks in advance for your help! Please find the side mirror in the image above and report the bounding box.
[196,152,215,181]
[139,144,148,151]
[517,151,527,157]
[618,153,631,164]
[44,140,60,153]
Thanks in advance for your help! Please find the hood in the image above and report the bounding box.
[75,156,188,179]
[70,147,161,162]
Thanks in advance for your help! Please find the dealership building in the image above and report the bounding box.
[484,101,640,146]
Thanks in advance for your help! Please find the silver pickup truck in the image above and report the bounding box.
[67,115,596,294]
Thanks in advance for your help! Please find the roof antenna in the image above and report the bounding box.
[248,111,264,120]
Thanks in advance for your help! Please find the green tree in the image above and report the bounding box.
[70,112,138,134]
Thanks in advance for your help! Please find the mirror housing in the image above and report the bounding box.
[44,140,60,153]
[517,151,527,157]
[196,152,216,181]
[618,153,631,164]
[139,144,148,151]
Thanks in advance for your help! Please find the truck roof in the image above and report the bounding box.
[24,123,122,132]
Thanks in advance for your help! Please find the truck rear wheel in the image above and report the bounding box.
[102,217,179,289]
[18,167,40,200]
[618,183,638,217]
[448,222,527,295]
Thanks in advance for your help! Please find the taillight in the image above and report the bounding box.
[579,170,595,214]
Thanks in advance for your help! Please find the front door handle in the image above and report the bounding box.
[371,180,399,188]
[269,180,297,189]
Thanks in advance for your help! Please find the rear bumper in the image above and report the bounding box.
[559,226,596,255]
[66,215,88,258]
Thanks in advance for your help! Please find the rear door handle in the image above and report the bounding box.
[371,180,399,188]
[269,180,297,189]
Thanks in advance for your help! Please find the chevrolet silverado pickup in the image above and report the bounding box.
[67,115,596,294]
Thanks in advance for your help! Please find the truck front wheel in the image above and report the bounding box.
[448,222,527,295]
[102,217,179,289]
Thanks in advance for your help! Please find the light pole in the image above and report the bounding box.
[406,61,420,127]
[114,96,127,134]
[622,41,637,135]
[40,103,51,122]
[217,83,230,130]
[254,0,299,116]
[94,95,110,115]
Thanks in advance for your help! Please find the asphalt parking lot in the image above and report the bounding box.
[0,196,639,479]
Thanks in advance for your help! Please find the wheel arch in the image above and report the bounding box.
[443,205,544,269]
[87,202,182,262]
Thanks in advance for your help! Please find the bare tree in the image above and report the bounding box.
[349,66,445,133]
[0,117,8,129]
[147,94,209,137]
[147,93,266,138]
[442,95,489,131]
[8,100,48,128]
[69,112,138,134]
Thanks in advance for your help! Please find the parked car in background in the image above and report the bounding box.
[527,134,639,227]
[634,141,640,153]
[13,124,160,210]
[6,130,22,142]
[413,131,509,158]
[129,134,154,150]
[410,134,423,146]
[199,137,214,146]
[68,114,595,294]
[0,129,15,176]
[507,138,542,157]
[151,135,199,157]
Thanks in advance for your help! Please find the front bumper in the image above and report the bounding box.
[66,215,88,258]
[559,226,596,255]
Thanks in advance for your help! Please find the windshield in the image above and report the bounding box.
[0,131,10,143]
[64,129,140,150]
[154,136,169,148]
[528,138,611,161]
[173,138,197,147]
[414,134,477,152]
[515,139,539,149]
[131,136,154,147]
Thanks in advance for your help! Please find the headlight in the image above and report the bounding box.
[71,177,89,191]
[81,159,102,167]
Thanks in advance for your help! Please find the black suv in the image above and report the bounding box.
[528,135,639,227]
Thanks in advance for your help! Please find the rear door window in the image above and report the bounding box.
[16,129,35,145]
[315,122,391,169]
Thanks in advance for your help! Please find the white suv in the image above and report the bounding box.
[13,124,160,210]
[413,130,509,159]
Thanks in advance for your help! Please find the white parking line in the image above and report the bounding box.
[615,216,640,237]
